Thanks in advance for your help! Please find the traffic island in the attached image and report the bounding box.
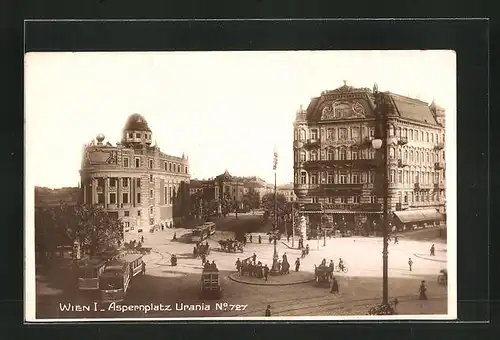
[229,271,315,286]
[413,253,447,263]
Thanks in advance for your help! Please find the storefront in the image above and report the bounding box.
[393,209,444,230]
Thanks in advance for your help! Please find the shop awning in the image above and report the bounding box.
[393,209,443,224]
[324,210,382,214]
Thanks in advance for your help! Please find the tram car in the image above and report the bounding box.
[200,266,222,299]
[77,257,108,291]
[99,254,144,303]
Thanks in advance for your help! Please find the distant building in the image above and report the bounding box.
[277,183,297,202]
[79,114,190,233]
[293,82,446,231]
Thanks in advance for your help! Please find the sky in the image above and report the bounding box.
[25,50,456,189]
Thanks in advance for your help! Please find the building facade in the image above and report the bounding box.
[277,183,297,202]
[79,114,190,233]
[293,82,446,231]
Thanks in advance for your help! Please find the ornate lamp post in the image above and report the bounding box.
[372,83,390,308]
[271,148,280,273]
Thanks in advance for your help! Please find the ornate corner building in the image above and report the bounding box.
[79,114,190,232]
[293,82,446,231]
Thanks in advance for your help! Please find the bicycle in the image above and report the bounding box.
[335,264,348,273]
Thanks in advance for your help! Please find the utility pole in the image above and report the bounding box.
[292,203,295,248]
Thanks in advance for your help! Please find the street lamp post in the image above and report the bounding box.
[324,228,327,247]
[372,84,390,307]
[316,226,320,250]
[271,149,280,273]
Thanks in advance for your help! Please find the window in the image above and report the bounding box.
[136,133,141,138]
[327,197,334,203]
[420,131,424,141]
[124,211,130,217]
[164,162,167,171]
[109,193,116,204]
[149,159,153,169]
[397,149,402,159]
[300,151,306,162]
[122,178,128,187]
[300,172,306,184]
[185,166,188,174]
[410,150,414,162]
[137,210,141,216]
[389,125,395,136]
[398,192,402,203]
[426,132,429,142]
[310,174,318,184]
[110,178,116,187]
[404,170,409,184]
[426,153,430,164]
[311,150,318,161]
[312,197,319,203]
[340,197,347,203]
[352,173,360,184]
[339,128,347,140]
[311,129,318,140]
[403,128,408,137]
[123,221,130,229]
[370,196,377,204]
[327,129,333,140]
[351,127,360,140]
[150,206,154,214]
[352,150,359,160]
[168,187,172,204]
[409,129,413,140]
[415,173,419,183]
[404,150,408,162]
[128,133,133,138]
[149,174,153,183]
[369,128,375,137]
[123,157,129,168]
[397,127,402,138]
[137,178,141,187]
[177,165,181,172]
[137,193,141,204]
[404,194,408,203]
[431,133,434,143]
[353,196,360,203]
[135,158,140,168]
[340,173,347,184]
[398,170,403,183]
[169,163,172,171]
[327,172,333,184]
[327,149,333,160]
[339,149,347,160]
[390,170,395,183]
[299,129,306,140]
[122,193,129,204]
[294,130,298,141]
[150,189,154,198]
[416,152,420,163]
[389,148,395,159]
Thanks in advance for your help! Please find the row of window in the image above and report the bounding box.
[96,185,178,205]
[297,169,444,185]
[309,191,444,204]
[311,196,377,204]
[296,147,444,164]
[122,206,154,218]
[127,132,151,140]
[295,126,443,144]
[122,157,188,174]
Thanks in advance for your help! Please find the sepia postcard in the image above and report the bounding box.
[25,50,457,322]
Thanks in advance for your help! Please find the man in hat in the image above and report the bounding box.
[408,257,414,271]
[265,305,271,316]
[419,280,427,300]
[295,258,300,272]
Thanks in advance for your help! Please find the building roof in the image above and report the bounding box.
[123,113,152,132]
[388,93,440,126]
[277,183,294,190]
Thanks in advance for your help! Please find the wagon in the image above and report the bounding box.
[200,266,222,299]
[314,265,333,286]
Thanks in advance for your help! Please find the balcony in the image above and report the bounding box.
[323,203,382,212]
[433,183,445,191]
[304,138,320,148]
[293,184,310,198]
[434,142,445,150]
[360,137,373,148]
[414,183,421,191]
[434,162,445,170]
[397,136,408,145]
[302,159,378,171]
[293,140,305,149]
[397,159,408,168]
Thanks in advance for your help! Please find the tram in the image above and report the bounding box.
[99,254,144,303]
[203,222,216,236]
[77,257,109,291]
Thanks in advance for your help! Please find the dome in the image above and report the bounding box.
[429,99,445,113]
[123,113,152,132]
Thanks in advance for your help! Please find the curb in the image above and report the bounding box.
[413,253,446,263]
[280,242,301,250]
[229,272,315,286]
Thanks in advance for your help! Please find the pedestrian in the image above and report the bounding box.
[329,260,334,273]
[268,235,272,244]
[161,223,164,231]
[295,258,300,272]
[277,260,282,273]
[287,234,290,243]
[418,280,427,300]
[265,305,271,316]
[263,264,269,282]
[141,235,144,243]
[408,257,413,271]
[235,258,241,272]
[117,239,121,248]
[141,260,146,275]
[330,277,339,294]
[173,232,177,241]
[252,253,257,264]
[306,244,310,255]
[394,236,399,244]
[249,234,253,243]
[430,244,435,256]
[211,260,217,269]
[258,235,262,244]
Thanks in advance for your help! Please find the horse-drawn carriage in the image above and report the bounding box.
[193,243,210,258]
[314,264,333,286]
[200,265,222,299]
[218,239,244,253]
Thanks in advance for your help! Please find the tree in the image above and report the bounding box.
[35,202,123,261]
[172,181,191,225]
[242,188,260,210]
[261,193,287,216]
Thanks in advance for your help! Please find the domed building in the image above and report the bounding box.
[79,114,190,233]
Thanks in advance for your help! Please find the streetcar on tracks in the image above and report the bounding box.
[203,221,216,235]
[191,222,216,243]
[77,257,109,291]
[99,253,144,303]
[199,265,222,299]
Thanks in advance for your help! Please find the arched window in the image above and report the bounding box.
[403,128,408,138]
[327,148,334,161]
[409,129,413,140]
[389,147,395,159]
[426,132,429,142]
[300,151,306,162]
[398,149,402,159]
[397,127,402,137]
[311,150,318,161]
[404,150,408,161]
[430,133,434,143]
[300,172,307,184]
[410,150,414,162]
[299,129,306,141]
[339,148,347,160]
[420,131,424,141]
[421,152,424,163]
[426,152,430,164]
[416,152,420,163]
[294,130,298,141]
